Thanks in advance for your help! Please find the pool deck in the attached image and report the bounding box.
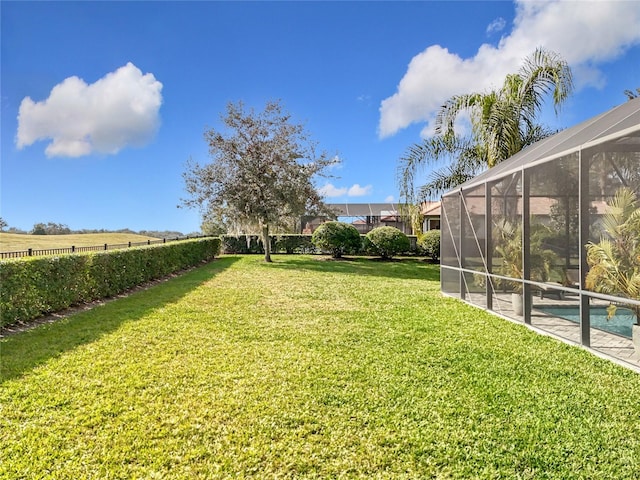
[462,292,640,373]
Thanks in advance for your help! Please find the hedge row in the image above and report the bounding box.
[221,235,316,254]
[221,234,420,255]
[0,238,221,328]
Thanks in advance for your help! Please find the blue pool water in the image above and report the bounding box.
[536,306,635,338]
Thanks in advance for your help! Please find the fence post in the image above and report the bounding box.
[104,244,108,250]
[148,240,151,245]
[28,248,33,256]
[128,242,132,248]
[163,238,166,244]
[72,245,75,253]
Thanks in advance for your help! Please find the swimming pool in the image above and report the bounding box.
[536,305,636,338]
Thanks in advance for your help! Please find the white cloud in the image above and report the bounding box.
[16,62,163,157]
[319,182,373,198]
[385,195,395,202]
[347,184,372,197]
[486,17,506,35]
[319,183,348,197]
[379,0,640,138]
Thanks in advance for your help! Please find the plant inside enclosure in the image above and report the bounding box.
[494,219,558,292]
[366,226,410,260]
[585,187,640,321]
[311,221,361,258]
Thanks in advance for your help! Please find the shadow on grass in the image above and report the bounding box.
[0,257,239,383]
[266,255,441,282]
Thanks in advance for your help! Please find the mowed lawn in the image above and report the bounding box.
[1,256,639,478]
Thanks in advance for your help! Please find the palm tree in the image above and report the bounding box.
[398,47,573,202]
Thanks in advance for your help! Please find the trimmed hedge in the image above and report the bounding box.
[273,235,316,254]
[221,235,265,254]
[221,233,420,256]
[0,238,221,328]
[222,235,318,254]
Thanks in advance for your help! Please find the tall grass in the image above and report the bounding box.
[1,255,639,478]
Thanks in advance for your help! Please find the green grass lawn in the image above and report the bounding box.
[1,255,639,478]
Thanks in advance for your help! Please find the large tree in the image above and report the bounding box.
[182,100,336,262]
[398,47,574,202]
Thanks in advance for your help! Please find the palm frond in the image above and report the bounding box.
[518,47,574,117]
[586,187,640,319]
[417,159,485,201]
[397,134,478,202]
[601,187,638,238]
[624,88,640,101]
[434,93,486,136]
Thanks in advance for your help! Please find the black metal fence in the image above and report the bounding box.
[0,235,212,260]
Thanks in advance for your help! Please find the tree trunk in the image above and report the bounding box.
[262,224,272,262]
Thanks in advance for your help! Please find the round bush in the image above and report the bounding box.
[360,235,377,256]
[366,226,410,259]
[418,229,440,261]
[311,221,361,258]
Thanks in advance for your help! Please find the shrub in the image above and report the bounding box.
[0,238,221,328]
[221,235,264,254]
[0,256,90,324]
[312,222,361,258]
[418,229,441,261]
[360,235,377,256]
[366,226,410,259]
[273,235,315,254]
[222,235,315,254]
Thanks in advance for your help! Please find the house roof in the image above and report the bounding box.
[325,202,442,218]
[444,97,640,196]
[421,201,441,216]
[326,203,401,217]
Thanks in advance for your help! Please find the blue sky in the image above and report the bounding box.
[2,1,639,234]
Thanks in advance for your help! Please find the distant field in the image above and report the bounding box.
[0,232,161,253]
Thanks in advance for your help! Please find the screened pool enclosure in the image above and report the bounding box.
[441,97,640,366]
